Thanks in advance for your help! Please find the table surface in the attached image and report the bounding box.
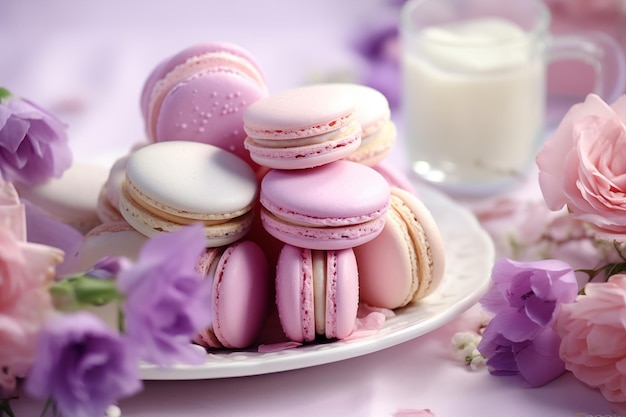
[1,0,618,415]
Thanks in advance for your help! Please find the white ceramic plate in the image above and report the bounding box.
[140,182,495,380]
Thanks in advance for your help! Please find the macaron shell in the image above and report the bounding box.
[353,207,417,309]
[393,188,446,301]
[354,187,446,309]
[260,161,389,227]
[325,249,359,339]
[96,187,125,223]
[142,41,267,139]
[243,84,355,139]
[124,141,258,220]
[346,120,397,166]
[211,241,271,348]
[319,83,391,137]
[244,119,362,170]
[260,160,390,250]
[275,245,315,343]
[261,208,386,250]
[119,183,254,246]
[155,67,267,166]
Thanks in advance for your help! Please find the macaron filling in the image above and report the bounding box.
[123,179,252,225]
[312,250,327,335]
[246,120,360,148]
[392,193,435,301]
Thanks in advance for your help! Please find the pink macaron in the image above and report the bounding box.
[194,240,272,349]
[260,160,390,250]
[243,84,362,169]
[141,41,269,167]
[275,244,359,342]
[353,187,446,309]
[322,83,397,166]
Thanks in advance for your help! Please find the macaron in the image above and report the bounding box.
[243,84,362,169]
[15,162,108,234]
[260,160,390,250]
[324,83,397,166]
[141,41,269,166]
[275,244,359,342]
[119,141,258,246]
[66,221,149,275]
[353,187,446,309]
[194,240,271,349]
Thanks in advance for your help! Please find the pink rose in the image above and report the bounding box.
[0,179,63,389]
[549,0,626,17]
[536,94,626,239]
[554,274,626,412]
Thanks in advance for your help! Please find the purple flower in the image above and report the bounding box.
[86,255,132,280]
[478,325,565,387]
[480,258,578,341]
[25,312,142,417]
[117,223,212,367]
[0,88,72,185]
[477,258,579,386]
[353,23,401,108]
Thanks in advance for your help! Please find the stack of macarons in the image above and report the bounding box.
[241,82,446,343]
[241,84,389,342]
[57,41,445,352]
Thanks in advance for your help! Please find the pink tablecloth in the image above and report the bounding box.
[1,0,620,415]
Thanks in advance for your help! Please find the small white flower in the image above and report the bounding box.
[451,332,481,361]
[468,349,487,370]
[105,405,121,417]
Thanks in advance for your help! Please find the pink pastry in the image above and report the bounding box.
[194,240,271,349]
[354,187,446,309]
[68,221,148,274]
[326,83,397,166]
[141,41,268,167]
[275,244,359,342]
[243,84,362,169]
[260,160,390,250]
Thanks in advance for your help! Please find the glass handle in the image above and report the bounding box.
[549,31,626,104]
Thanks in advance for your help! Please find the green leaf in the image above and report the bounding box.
[0,88,11,101]
[50,275,122,311]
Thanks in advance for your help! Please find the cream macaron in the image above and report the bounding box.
[119,141,258,247]
[353,187,445,309]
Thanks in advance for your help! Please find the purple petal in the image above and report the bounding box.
[22,199,83,276]
[0,96,72,185]
[26,312,142,417]
[489,309,540,342]
[515,328,566,387]
[524,296,557,327]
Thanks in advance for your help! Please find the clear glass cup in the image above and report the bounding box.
[400,0,626,196]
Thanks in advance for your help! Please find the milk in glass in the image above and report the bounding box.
[402,17,545,191]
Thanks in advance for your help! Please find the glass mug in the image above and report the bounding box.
[400,0,626,195]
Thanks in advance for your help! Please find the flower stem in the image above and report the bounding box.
[0,399,16,417]
[50,275,122,312]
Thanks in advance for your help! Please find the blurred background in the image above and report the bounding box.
[1,0,625,166]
